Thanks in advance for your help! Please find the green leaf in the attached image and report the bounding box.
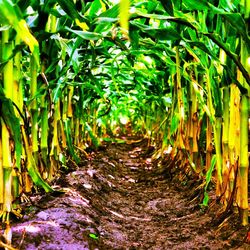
[131,9,199,31]
[202,192,209,206]
[21,125,53,192]
[182,0,209,11]
[0,0,40,66]
[221,13,250,52]
[187,41,217,60]
[64,119,80,164]
[130,21,181,41]
[85,122,100,148]
[99,3,119,18]
[89,233,99,240]
[87,0,104,17]
[56,0,88,22]
[170,113,180,135]
[0,87,22,170]
[65,27,103,40]
[27,154,54,192]
[202,155,216,206]
[159,0,174,16]
[205,155,216,185]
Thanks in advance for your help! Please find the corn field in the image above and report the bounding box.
[0,0,249,246]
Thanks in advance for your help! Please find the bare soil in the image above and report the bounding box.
[9,137,250,249]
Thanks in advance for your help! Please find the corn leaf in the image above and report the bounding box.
[0,0,40,66]
[21,126,53,192]
[0,87,22,170]
[182,0,209,11]
[130,21,181,41]
[221,13,250,52]
[56,0,88,22]
[64,119,80,164]
[85,123,100,148]
[159,0,174,16]
[65,27,103,40]
[87,0,106,17]
[202,155,217,206]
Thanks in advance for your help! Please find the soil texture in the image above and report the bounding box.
[9,137,250,249]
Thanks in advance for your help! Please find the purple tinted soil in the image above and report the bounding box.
[10,138,249,249]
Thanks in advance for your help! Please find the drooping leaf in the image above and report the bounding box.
[21,126,53,192]
[202,155,217,206]
[0,0,40,66]
[0,87,22,170]
[221,13,250,52]
[159,0,174,16]
[131,9,199,31]
[130,21,181,41]
[204,33,250,86]
[187,41,217,60]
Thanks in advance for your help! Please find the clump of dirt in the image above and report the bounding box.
[9,137,250,249]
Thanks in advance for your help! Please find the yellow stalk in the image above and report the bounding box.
[206,116,213,171]
[175,46,185,149]
[1,31,14,219]
[0,136,3,206]
[222,87,230,205]
[30,55,38,156]
[238,94,249,225]
[50,101,60,154]
[49,100,61,179]
[205,68,214,174]
[60,120,67,148]
[237,13,249,223]
[74,117,80,147]
[2,119,12,213]
[191,70,199,167]
[67,86,74,118]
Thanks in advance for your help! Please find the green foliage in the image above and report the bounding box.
[89,233,99,240]
[64,119,80,164]
[0,0,40,66]
[0,86,22,170]
[202,155,217,206]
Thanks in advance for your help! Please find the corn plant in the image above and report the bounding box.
[0,2,249,247]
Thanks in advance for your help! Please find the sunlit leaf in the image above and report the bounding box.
[119,0,130,38]
[89,233,99,240]
[87,0,106,17]
[0,0,40,66]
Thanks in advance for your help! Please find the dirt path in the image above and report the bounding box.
[11,138,248,249]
